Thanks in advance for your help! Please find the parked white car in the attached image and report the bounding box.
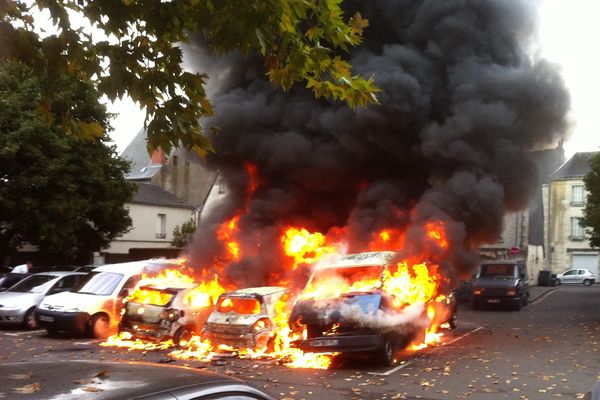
[0,272,86,329]
[556,269,596,286]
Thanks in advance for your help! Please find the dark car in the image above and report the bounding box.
[471,261,530,310]
[0,360,278,399]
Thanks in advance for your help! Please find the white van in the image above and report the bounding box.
[36,259,172,338]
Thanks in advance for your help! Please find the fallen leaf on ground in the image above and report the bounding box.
[83,386,104,392]
[14,383,41,394]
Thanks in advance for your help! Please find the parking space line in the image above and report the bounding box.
[3,330,45,337]
[444,326,483,346]
[368,361,413,376]
[74,340,102,345]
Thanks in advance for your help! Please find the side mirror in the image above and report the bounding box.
[119,288,131,299]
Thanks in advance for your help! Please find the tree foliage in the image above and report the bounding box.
[171,218,197,248]
[1,0,379,155]
[0,60,134,264]
[582,153,600,247]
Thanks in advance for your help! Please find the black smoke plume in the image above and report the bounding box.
[185,0,570,289]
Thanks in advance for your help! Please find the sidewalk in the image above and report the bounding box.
[528,285,559,302]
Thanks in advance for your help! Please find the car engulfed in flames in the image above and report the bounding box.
[202,286,288,351]
[289,251,457,365]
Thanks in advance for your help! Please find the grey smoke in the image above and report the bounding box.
[185,0,570,289]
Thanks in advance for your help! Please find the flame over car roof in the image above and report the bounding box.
[225,286,288,297]
[313,251,400,270]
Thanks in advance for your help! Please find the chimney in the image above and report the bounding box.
[151,147,165,164]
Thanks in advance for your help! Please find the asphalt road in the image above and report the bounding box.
[0,285,598,399]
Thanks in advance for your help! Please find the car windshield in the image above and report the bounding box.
[339,294,382,314]
[9,274,56,293]
[479,264,517,278]
[73,272,123,296]
[301,265,385,299]
[217,296,262,315]
[128,288,175,306]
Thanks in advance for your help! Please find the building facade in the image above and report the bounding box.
[546,152,599,277]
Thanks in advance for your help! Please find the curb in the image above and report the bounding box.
[529,286,559,302]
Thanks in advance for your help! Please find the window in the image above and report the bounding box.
[218,178,226,194]
[156,213,166,239]
[172,155,178,166]
[571,185,585,205]
[570,217,584,240]
[563,270,577,276]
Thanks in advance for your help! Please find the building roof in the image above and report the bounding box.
[131,182,194,209]
[551,152,600,180]
[121,128,152,176]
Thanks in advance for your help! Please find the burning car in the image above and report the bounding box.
[202,287,288,351]
[118,283,213,345]
[289,251,456,366]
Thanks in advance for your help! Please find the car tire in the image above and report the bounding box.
[523,292,529,306]
[556,279,562,286]
[22,307,38,329]
[174,327,192,347]
[583,279,592,286]
[375,337,394,367]
[89,314,110,339]
[513,299,522,311]
[448,312,457,330]
[46,326,60,336]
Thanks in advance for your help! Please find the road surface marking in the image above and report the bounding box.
[444,326,483,346]
[530,288,559,304]
[74,340,102,345]
[3,330,45,336]
[368,361,413,376]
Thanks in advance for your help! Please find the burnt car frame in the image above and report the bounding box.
[289,251,457,366]
[118,283,213,345]
[202,286,288,351]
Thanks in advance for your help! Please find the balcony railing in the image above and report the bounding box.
[155,233,167,239]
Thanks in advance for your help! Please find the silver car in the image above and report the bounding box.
[0,271,86,329]
[556,268,596,286]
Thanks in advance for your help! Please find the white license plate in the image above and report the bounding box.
[486,299,501,304]
[310,339,339,347]
[39,315,54,322]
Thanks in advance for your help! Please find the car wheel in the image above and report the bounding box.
[23,308,38,329]
[513,299,522,311]
[174,327,192,347]
[375,337,394,367]
[90,314,110,339]
[448,312,457,330]
[583,279,592,286]
[556,279,562,286]
[523,292,529,306]
[46,326,60,336]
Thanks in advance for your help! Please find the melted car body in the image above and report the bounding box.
[202,286,288,351]
[118,284,213,344]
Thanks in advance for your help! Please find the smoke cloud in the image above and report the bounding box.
[185,0,570,289]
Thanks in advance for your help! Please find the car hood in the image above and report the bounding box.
[42,291,109,311]
[207,312,263,326]
[474,277,518,288]
[0,291,40,308]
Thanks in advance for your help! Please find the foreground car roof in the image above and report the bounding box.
[0,360,277,399]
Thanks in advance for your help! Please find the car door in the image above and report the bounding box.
[577,269,588,284]
[561,269,577,283]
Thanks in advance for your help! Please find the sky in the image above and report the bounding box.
[107,0,600,159]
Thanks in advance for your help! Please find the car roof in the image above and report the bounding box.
[92,258,178,274]
[31,271,87,278]
[0,360,275,400]
[228,286,288,296]
[314,251,399,270]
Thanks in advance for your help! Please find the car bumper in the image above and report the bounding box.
[119,321,171,341]
[203,330,268,349]
[0,308,26,324]
[473,296,521,306]
[298,334,385,353]
[35,309,90,333]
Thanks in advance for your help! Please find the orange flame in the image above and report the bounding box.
[282,227,338,269]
